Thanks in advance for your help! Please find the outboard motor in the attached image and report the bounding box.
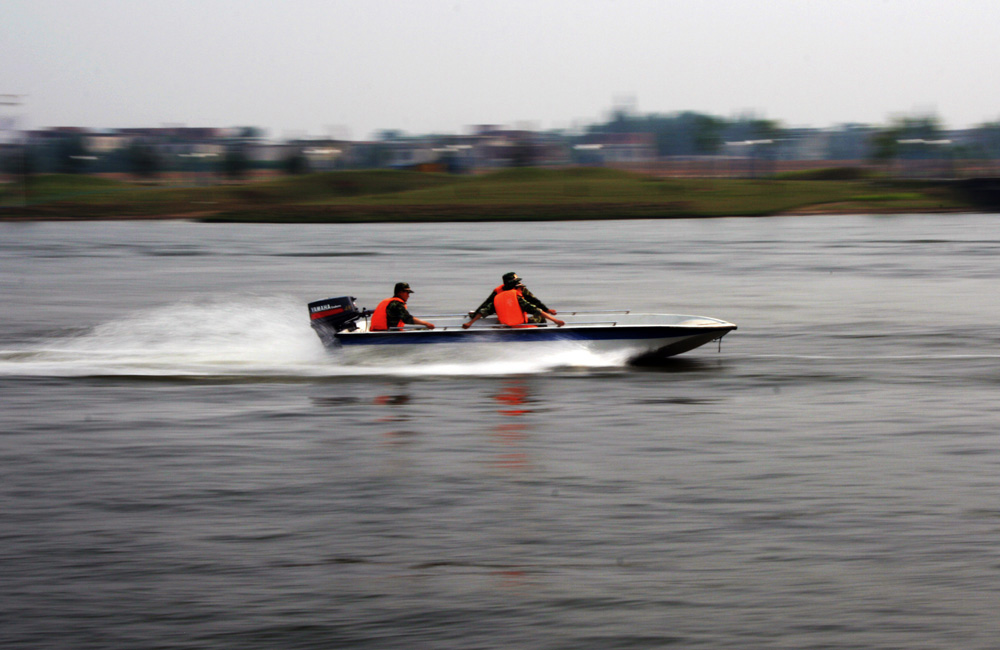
[308,296,367,346]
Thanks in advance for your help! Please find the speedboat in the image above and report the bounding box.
[308,296,736,364]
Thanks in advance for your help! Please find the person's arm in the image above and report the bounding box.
[522,287,555,315]
[539,311,565,327]
[470,292,495,318]
[467,297,497,323]
[391,302,435,329]
[519,296,564,327]
[411,316,435,329]
[464,293,506,327]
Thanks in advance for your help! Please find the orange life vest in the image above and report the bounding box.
[493,289,535,328]
[493,284,526,298]
[370,297,404,331]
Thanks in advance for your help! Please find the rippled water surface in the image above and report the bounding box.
[3,215,1000,649]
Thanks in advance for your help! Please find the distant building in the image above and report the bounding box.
[284,137,353,171]
[823,124,876,161]
[572,132,657,165]
[777,128,829,161]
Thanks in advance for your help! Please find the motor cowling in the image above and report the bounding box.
[308,296,366,345]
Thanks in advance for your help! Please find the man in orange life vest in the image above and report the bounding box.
[462,274,565,329]
[468,272,555,321]
[370,282,436,331]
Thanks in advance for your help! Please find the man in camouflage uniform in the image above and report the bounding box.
[463,273,563,328]
[468,272,557,324]
[371,282,435,330]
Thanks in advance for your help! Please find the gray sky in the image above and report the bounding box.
[4,0,999,139]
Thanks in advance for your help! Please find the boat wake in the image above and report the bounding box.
[0,296,635,379]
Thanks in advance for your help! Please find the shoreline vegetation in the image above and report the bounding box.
[0,167,993,223]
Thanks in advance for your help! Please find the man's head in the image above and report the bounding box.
[501,272,523,290]
[394,282,413,298]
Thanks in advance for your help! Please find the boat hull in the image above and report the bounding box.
[328,314,736,364]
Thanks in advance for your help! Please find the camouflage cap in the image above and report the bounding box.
[394,282,413,294]
[501,272,520,285]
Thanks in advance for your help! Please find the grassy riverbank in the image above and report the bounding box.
[0,167,982,222]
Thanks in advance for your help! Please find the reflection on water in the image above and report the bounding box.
[490,380,532,471]
[374,389,417,441]
[493,380,533,416]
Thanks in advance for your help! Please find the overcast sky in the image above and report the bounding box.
[4,0,999,139]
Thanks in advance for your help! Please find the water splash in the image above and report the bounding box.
[0,296,631,378]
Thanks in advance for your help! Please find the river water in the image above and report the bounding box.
[2,215,999,649]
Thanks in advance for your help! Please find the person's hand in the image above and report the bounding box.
[555,319,565,327]
[425,323,435,330]
[462,322,472,329]
[547,310,557,315]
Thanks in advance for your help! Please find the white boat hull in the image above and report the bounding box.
[328,311,737,364]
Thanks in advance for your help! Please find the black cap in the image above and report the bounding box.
[501,272,520,285]
[394,282,413,294]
